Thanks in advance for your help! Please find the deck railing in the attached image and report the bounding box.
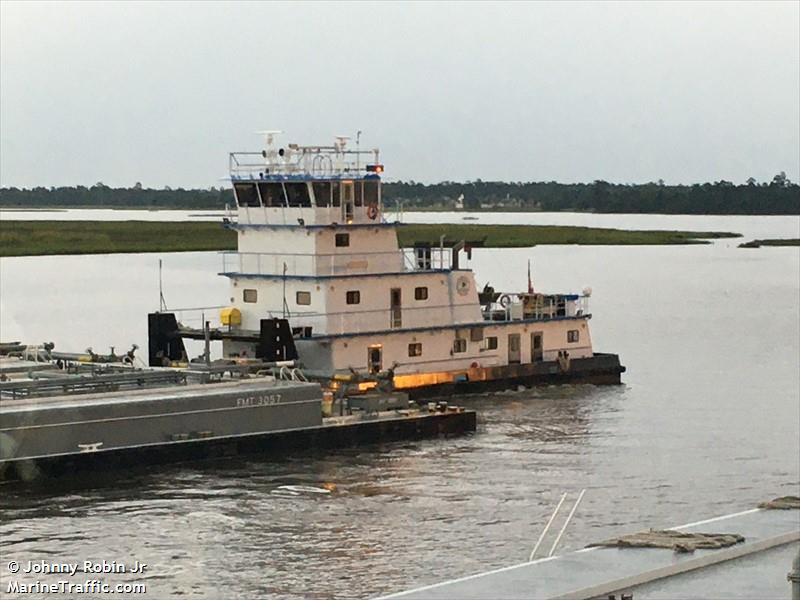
[220,248,453,277]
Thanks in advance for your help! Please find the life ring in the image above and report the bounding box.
[499,294,511,308]
[367,204,379,220]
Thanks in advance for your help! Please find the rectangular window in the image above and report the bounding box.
[354,181,363,207]
[485,336,498,350]
[453,338,467,353]
[296,291,311,305]
[257,182,284,207]
[312,182,331,207]
[285,182,311,207]
[567,330,579,343]
[363,180,379,206]
[470,327,484,342]
[335,233,350,247]
[234,183,260,207]
[243,289,258,303]
[408,343,422,357]
[332,183,341,207]
[414,286,428,300]
[346,290,360,305]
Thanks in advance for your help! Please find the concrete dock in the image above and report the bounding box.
[383,507,800,599]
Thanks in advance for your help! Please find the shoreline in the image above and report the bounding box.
[0,220,743,257]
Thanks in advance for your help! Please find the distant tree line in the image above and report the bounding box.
[1,173,798,214]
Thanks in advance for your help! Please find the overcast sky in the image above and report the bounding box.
[1,1,798,188]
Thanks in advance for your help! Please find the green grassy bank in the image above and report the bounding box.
[396,223,739,247]
[738,238,800,248]
[0,220,740,257]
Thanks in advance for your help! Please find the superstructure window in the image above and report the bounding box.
[346,290,360,305]
[363,180,379,205]
[296,291,311,305]
[470,328,484,342]
[285,182,311,207]
[453,339,467,353]
[332,183,341,207]
[485,336,498,350]
[243,289,258,303]
[408,343,422,357]
[312,182,331,207]
[258,182,285,207]
[567,330,579,343]
[335,233,350,247]
[234,183,260,207]
[354,182,363,207]
[414,286,428,300]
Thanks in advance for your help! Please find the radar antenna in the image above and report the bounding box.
[257,130,283,147]
[334,135,350,151]
[257,130,283,167]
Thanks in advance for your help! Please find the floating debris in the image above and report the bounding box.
[758,496,800,510]
[586,529,745,553]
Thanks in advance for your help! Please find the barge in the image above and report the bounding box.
[150,131,625,397]
[0,345,475,482]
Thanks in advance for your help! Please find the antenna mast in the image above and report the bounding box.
[158,259,168,311]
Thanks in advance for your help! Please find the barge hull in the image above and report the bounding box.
[0,410,476,482]
[401,353,625,400]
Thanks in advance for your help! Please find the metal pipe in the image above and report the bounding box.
[203,320,211,366]
[548,488,586,557]
[529,493,567,562]
[789,546,800,600]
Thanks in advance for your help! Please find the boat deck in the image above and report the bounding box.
[383,507,800,599]
[0,377,315,412]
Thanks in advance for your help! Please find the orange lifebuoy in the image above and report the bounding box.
[367,204,379,220]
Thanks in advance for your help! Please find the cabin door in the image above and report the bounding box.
[390,288,402,328]
[342,181,355,222]
[367,345,382,374]
[508,333,521,364]
[531,332,543,363]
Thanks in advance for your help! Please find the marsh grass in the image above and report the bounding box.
[0,220,740,257]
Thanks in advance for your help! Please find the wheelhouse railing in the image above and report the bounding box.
[229,143,380,180]
[481,292,590,322]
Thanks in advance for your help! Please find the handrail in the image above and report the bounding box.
[548,489,586,557]
[221,248,454,276]
[529,494,567,561]
[529,489,586,561]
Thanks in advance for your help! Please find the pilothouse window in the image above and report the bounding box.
[258,182,285,207]
[354,182,363,207]
[285,182,311,207]
[312,182,331,207]
[363,180,379,206]
[234,183,260,207]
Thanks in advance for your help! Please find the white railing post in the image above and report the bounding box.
[529,494,567,561]
[548,489,586,557]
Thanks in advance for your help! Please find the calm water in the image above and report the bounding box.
[1,213,798,598]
